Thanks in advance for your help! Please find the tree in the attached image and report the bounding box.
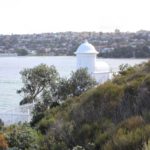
[16,49,28,56]
[69,68,96,96]
[52,68,96,100]
[18,65,96,125]
[31,68,96,126]
[18,65,96,105]
[17,64,59,105]
[57,77,72,100]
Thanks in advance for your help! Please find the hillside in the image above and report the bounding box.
[36,61,150,150]
[0,31,150,57]
[1,60,150,150]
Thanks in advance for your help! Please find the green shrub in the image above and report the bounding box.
[103,123,150,150]
[142,74,150,90]
[95,132,109,148]
[73,123,94,145]
[38,117,56,134]
[51,142,68,150]
[119,116,145,131]
[5,123,41,150]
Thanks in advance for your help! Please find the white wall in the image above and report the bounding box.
[77,53,96,73]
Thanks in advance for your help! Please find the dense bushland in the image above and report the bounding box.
[1,61,150,150]
[36,61,150,150]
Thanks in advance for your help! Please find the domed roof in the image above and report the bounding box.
[94,61,110,73]
[75,40,99,54]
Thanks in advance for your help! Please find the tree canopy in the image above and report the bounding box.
[18,64,59,105]
[18,64,96,125]
[16,49,28,56]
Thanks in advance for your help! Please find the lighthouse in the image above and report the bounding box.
[75,40,111,83]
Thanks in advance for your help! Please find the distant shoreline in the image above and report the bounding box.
[0,54,149,59]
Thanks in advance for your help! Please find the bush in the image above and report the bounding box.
[119,116,145,131]
[103,119,150,150]
[5,123,41,150]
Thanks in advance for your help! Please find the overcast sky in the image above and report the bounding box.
[0,0,150,34]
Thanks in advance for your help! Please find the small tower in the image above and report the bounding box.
[74,40,98,74]
[75,40,111,83]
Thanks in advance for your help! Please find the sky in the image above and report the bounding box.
[0,0,150,34]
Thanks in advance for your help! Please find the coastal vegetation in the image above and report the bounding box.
[0,60,150,149]
[17,65,96,125]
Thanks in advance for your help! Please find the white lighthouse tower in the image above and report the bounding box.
[75,40,98,73]
[75,40,111,83]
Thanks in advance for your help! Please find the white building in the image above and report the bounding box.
[75,40,111,83]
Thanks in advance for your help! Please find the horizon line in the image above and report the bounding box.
[0,29,149,36]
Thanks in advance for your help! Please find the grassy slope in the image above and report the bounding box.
[37,61,150,150]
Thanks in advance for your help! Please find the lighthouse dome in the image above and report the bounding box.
[75,40,99,54]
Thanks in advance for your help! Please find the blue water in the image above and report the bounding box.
[0,56,148,111]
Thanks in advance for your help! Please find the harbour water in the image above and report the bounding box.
[0,56,148,111]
